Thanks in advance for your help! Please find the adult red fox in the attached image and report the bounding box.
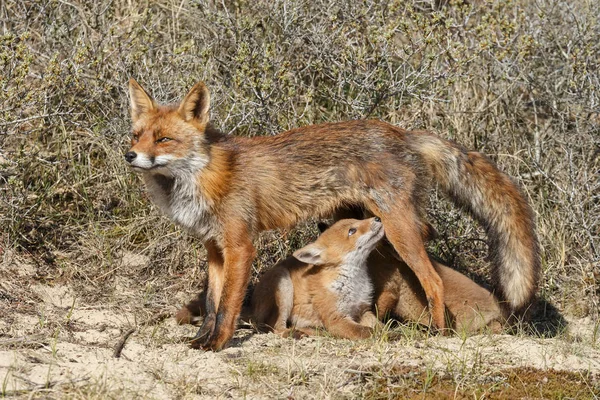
[176,218,503,337]
[126,79,539,350]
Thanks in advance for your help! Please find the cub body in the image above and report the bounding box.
[251,217,383,339]
[370,243,503,333]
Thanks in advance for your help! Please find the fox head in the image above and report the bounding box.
[125,79,213,175]
[293,217,384,267]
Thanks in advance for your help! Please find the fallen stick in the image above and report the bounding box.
[113,311,170,358]
[0,335,48,349]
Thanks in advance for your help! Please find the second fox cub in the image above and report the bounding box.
[369,236,503,333]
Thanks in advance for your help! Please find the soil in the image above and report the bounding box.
[1,253,598,399]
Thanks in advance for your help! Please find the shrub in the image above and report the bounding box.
[0,0,597,315]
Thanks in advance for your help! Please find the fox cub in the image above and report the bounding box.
[368,237,503,333]
[251,217,383,339]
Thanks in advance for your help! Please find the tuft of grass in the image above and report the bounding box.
[360,365,600,400]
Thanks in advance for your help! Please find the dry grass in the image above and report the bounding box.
[0,0,599,397]
[1,0,598,309]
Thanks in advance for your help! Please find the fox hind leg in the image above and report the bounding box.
[271,270,294,331]
[369,201,447,331]
[253,268,294,333]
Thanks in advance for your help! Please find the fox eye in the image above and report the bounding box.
[156,137,172,144]
[132,133,139,141]
[348,228,357,236]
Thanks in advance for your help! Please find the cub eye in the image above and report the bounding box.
[348,228,357,236]
[132,133,139,141]
[156,137,172,143]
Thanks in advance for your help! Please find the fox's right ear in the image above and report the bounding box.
[293,244,324,265]
[129,78,157,122]
[178,81,211,124]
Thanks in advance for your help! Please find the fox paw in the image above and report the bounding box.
[190,313,235,351]
[278,328,310,339]
[176,293,206,326]
[190,313,216,349]
[175,307,199,325]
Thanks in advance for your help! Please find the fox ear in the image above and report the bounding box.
[129,78,156,122]
[421,221,438,241]
[293,244,324,265]
[317,222,330,234]
[178,81,210,124]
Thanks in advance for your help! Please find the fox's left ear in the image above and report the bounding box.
[179,81,211,124]
[293,244,324,265]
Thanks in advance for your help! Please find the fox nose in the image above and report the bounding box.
[374,217,381,222]
[124,151,137,163]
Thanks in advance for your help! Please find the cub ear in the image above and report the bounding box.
[178,81,211,124]
[317,222,330,234]
[128,78,157,122]
[293,244,324,265]
[421,221,439,241]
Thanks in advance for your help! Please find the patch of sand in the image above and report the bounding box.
[1,280,598,398]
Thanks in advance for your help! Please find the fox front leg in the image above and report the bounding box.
[193,225,256,351]
[191,240,225,347]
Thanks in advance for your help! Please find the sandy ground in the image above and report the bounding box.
[1,254,599,399]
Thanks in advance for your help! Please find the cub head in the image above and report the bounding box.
[125,79,213,175]
[293,217,384,266]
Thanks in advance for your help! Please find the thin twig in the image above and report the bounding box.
[113,311,170,358]
[0,335,48,349]
[0,112,80,128]
[4,375,90,396]
[112,327,136,358]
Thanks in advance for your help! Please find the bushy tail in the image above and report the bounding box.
[412,134,541,316]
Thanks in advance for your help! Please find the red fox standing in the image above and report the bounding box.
[125,79,540,350]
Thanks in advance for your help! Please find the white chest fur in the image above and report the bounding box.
[329,258,373,320]
[142,172,219,241]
